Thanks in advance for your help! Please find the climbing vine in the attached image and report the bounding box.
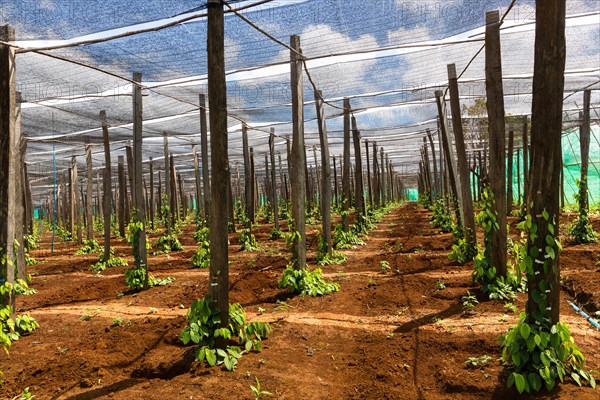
[566,177,598,244]
[500,210,596,393]
[472,187,524,300]
[180,296,271,371]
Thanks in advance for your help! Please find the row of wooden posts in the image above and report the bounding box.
[37,111,408,246]
[1,4,584,329]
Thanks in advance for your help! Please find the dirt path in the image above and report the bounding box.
[2,203,599,399]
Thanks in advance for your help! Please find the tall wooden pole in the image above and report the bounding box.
[85,144,94,240]
[521,116,529,204]
[352,116,366,222]
[163,133,171,232]
[526,0,565,326]
[426,128,439,196]
[447,63,476,243]
[193,145,202,221]
[289,34,307,269]
[149,157,155,229]
[341,98,351,231]
[199,93,211,223]
[507,128,514,214]
[118,156,126,238]
[380,148,386,207]
[485,10,507,276]
[315,90,332,255]
[579,89,591,215]
[269,128,279,231]
[435,90,460,203]
[0,27,17,307]
[242,123,252,224]
[365,139,372,207]
[100,111,112,262]
[372,142,380,208]
[332,156,339,208]
[132,72,148,288]
[207,0,229,328]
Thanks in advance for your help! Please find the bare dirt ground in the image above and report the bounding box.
[2,202,599,399]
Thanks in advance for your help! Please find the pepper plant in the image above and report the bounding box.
[500,210,596,393]
[180,296,271,371]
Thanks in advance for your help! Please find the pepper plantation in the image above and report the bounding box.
[0,1,599,399]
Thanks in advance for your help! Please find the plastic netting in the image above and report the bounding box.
[0,0,597,207]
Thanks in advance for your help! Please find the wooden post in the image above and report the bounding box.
[14,97,25,281]
[341,98,351,231]
[522,116,529,204]
[332,156,339,208]
[526,0,565,326]
[250,147,256,223]
[125,145,135,212]
[149,157,155,229]
[193,145,202,221]
[352,116,366,222]
[207,0,229,328]
[380,148,386,207]
[132,72,148,287]
[516,149,521,204]
[157,170,162,220]
[24,162,33,236]
[199,94,211,223]
[85,144,94,240]
[365,139,373,207]
[163,133,171,232]
[312,146,320,203]
[435,90,460,204]
[421,141,432,195]
[485,10,507,276]
[278,154,287,203]
[269,128,279,231]
[178,173,186,218]
[372,142,380,208]
[579,89,591,215]
[426,128,439,196]
[170,154,179,225]
[289,34,307,269]
[0,25,17,309]
[100,110,112,262]
[315,90,332,255]
[227,165,235,231]
[447,63,476,243]
[118,156,126,238]
[242,123,253,224]
[507,128,514,214]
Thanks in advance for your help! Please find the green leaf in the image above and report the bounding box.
[571,372,582,386]
[528,372,542,392]
[216,348,228,358]
[515,373,527,394]
[180,330,191,345]
[540,352,551,367]
[542,209,549,221]
[520,323,531,340]
[507,372,516,388]
[534,334,541,347]
[245,340,253,352]
[545,246,555,260]
[205,349,217,366]
[223,355,235,371]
